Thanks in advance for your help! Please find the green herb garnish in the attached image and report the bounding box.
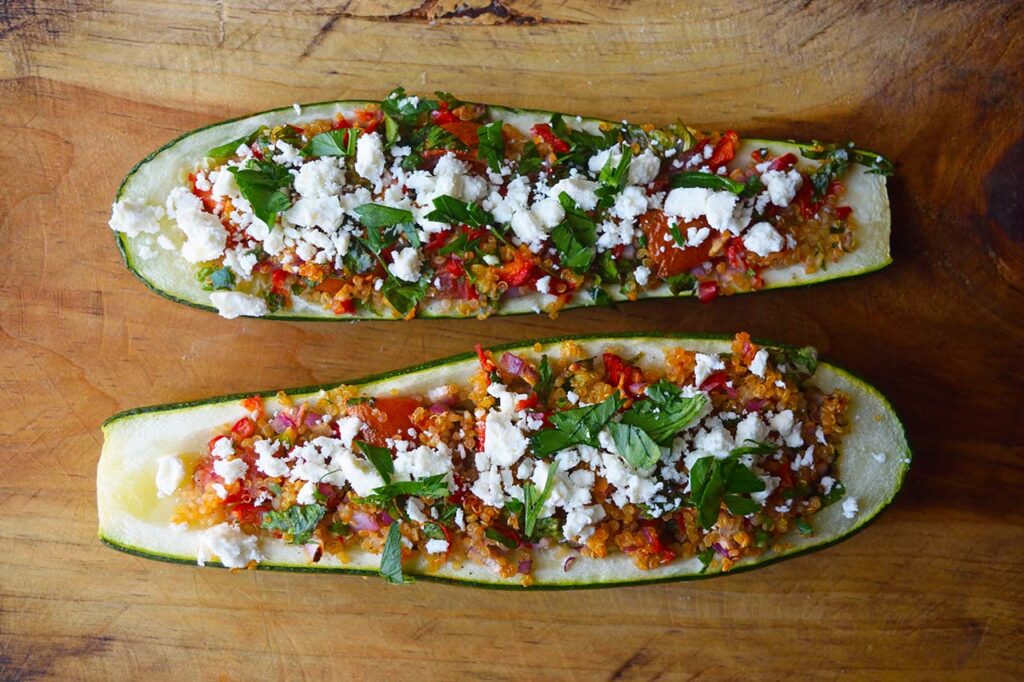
[261,504,326,545]
[361,473,449,506]
[530,393,625,457]
[302,128,360,158]
[476,120,505,172]
[670,171,763,197]
[550,192,597,273]
[523,462,560,537]
[607,421,662,469]
[379,521,407,584]
[355,439,394,482]
[689,454,766,530]
[228,159,293,226]
[619,381,708,445]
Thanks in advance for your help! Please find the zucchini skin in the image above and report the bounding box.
[98,333,912,588]
[112,99,893,321]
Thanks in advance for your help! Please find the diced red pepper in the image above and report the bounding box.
[700,370,729,392]
[707,130,739,169]
[241,395,263,415]
[768,153,798,172]
[431,101,457,125]
[724,237,748,271]
[445,258,466,277]
[835,206,853,220]
[231,417,256,439]
[515,393,540,412]
[331,298,356,315]
[603,353,644,396]
[530,123,570,154]
[424,229,453,252]
[475,343,497,373]
[697,280,718,303]
[271,269,289,294]
[498,251,538,288]
[332,115,352,130]
[189,172,219,212]
[439,121,481,147]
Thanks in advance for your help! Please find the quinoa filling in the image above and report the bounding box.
[157,334,860,583]
[110,89,893,319]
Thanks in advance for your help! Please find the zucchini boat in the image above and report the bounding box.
[97,333,910,588]
[108,89,893,320]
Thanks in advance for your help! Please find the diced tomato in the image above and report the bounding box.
[835,206,853,220]
[700,370,729,392]
[434,272,479,300]
[232,417,256,439]
[424,230,453,252]
[641,523,677,564]
[271,269,290,295]
[439,121,481,147]
[769,153,798,171]
[498,252,538,288]
[794,178,844,219]
[332,115,352,130]
[241,395,263,415]
[724,237,748,271]
[639,211,714,278]
[431,101,457,125]
[603,353,644,396]
[314,277,345,296]
[230,502,261,526]
[707,130,739,169]
[515,393,540,412]
[530,123,570,154]
[445,258,466,277]
[697,280,718,303]
[250,143,264,160]
[355,109,382,134]
[475,343,496,373]
[349,397,420,447]
[316,482,341,509]
[331,298,356,315]
[474,417,486,451]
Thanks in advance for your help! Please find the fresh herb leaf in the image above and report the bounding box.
[329,521,350,537]
[261,504,325,545]
[697,548,715,574]
[505,498,525,515]
[355,439,394,482]
[665,273,697,296]
[597,250,620,282]
[530,393,625,457]
[607,421,662,469]
[208,128,262,159]
[423,125,467,152]
[595,147,632,209]
[549,113,618,167]
[802,141,894,178]
[379,521,406,584]
[302,128,360,158]
[381,276,428,317]
[796,518,813,535]
[354,203,415,228]
[670,171,763,197]
[383,115,400,147]
[264,291,285,313]
[619,381,708,445]
[344,242,375,274]
[689,454,767,530]
[382,87,435,126]
[821,478,847,507]
[485,527,517,549]
[534,355,554,402]
[729,439,778,458]
[768,345,818,383]
[425,195,494,228]
[422,522,447,540]
[517,141,543,175]
[437,231,482,257]
[476,120,506,172]
[723,494,760,516]
[550,192,597,272]
[523,462,559,537]
[228,160,293,226]
[199,267,234,291]
[590,287,614,307]
[361,473,449,505]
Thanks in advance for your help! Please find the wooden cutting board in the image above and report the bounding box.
[2,1,1022,679]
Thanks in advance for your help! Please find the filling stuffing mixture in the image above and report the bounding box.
[110,88,892,319]
[155,334,862,584]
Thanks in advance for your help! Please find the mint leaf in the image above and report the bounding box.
[355,439,394,482]
[619,381,707,445]
[361,473,448,506]
[821,478,846,507]
[476,120,505,172]
[523,462,559,537]
[382,87,435,126]
[422,522,446,540]
[534,355,554,401]
[670,171,762,197]
[208,128,262,159]
[485,527,517,549]
[354,203,415,229]
[608,421,661,469]
[595,147,632,209]
[550,192,596,272]
[697,548,715,574]
[425,194,494,228]
[302,128,360,157]
[381,276,428,317]
[517,141,543,175]
[689,454,766,530]
[665,273,697,296]
[531,393,624,457]
[261,504,325,545]
[380,521,406,584]
[228,160,293,226]
[729,440,778,458]
[768,345,818,383]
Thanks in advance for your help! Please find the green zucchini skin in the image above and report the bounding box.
[97,333,911,589]
[112,99,893,321]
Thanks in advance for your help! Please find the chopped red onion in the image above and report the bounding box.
[269,412,296,434]
[500,352,525,375]
[303,412,322,428]
[378,511,394,526]
[563,556,577,572]
[429,403,448,414]
[349,511,379,532]
[517,560,532,575]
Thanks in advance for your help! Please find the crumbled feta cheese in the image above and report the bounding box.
[704,191,752,234]
[425,538,449,555]
[510,208,548,251]
[820,476,835,495]
[155,455,185,497]
[770,409,804,447]
[335,448,385,497]
[842,496,859,519]
[109,199,164,237]
[213,457,247,485]
[761,168,803,207]
[535,275,551,294]
[693,353,725,387]
[211,437,235,458]
[749,349,769,378]
[611,186,648,222]
[209,292,269,320]
[393,443,454,484]
[548,175,599,211]
[166,187,228,263]
[254,439,289,478]
[405,497,429,523]
[355,132,386,184]
[634,265,651,286]
[686,226,711,247]
[742,222,785,257]
[531,196,565,228]
[872,452,887,463]
[196,523,261,568]
[483,410,529,467]
[663,187,711,221]
[628,149,661,186]
[389,247,422,283]
[293,158,345,198]
[735,412,769,446]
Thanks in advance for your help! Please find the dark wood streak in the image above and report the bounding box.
[609,649,650,681]
[985,136,1024,244]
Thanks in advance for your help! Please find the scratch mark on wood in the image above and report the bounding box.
[301,1,352,58]
[216,0,225,47]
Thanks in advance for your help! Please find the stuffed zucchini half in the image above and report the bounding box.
[98,333,910,588]
[108,89,893,320]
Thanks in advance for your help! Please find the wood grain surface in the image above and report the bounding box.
[2,1,1023,679]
